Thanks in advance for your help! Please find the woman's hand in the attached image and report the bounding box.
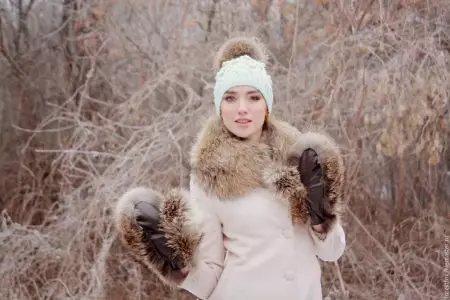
[289,132,345,236]
[297,148,329,227]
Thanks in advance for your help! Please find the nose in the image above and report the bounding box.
[237,98,248,114]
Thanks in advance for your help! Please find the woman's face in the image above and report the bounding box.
[220,86,268,142]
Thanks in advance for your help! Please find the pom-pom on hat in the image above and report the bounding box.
[213,36,273,115]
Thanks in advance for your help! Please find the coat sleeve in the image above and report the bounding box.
[308,221,346,262]
[178,178,225,300]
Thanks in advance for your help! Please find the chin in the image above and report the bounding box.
[231,128,255,139]
[235,133,251,139]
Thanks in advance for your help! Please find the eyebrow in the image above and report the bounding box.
[224,90,260,95]
[247,90,260,95]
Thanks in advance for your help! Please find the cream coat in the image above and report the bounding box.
[179,178,346,300]
[114,115,347,299]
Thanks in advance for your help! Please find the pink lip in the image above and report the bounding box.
[235,119,252,124]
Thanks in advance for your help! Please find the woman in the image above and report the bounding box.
[114,36,346,300]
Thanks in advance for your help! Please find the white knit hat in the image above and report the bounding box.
[212,36,273,115]
[213,55,273,115]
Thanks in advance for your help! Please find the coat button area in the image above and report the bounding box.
[284,271,295,281]
[282,229,294,239]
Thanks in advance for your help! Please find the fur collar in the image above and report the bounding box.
[189,115,301,200]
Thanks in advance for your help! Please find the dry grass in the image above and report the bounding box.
[0,0,449,299]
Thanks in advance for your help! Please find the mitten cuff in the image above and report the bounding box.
[114,187,202,287]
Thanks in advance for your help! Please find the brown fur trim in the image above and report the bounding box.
[160,189,203,269]
[190,116,271,199]
[287,132,346,232]
[190,115,301,199]
[190,115,345,227]
[114,187,201,287]
[263,165,309,224]
[190,115,310,223]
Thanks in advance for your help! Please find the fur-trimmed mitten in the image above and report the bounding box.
[298,148,330,226]
[113,187,202,287]
[288,132,345,234]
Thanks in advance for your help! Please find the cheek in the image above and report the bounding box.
[253,102,267,121]
[220,103,236,122]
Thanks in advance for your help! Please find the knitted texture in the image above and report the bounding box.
[213,55,273,115]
